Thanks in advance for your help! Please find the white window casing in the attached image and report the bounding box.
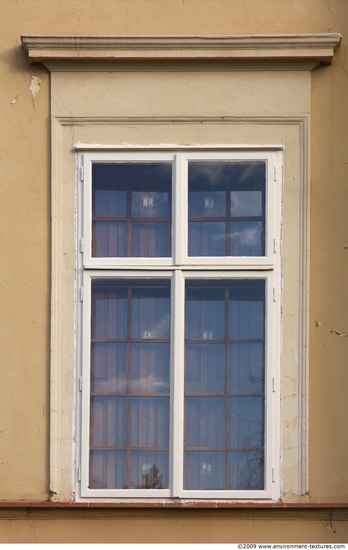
[78,149,282,501]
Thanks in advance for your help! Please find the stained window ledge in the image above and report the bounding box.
[1,500,348,509]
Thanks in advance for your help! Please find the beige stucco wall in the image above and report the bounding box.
[0,0,348,542]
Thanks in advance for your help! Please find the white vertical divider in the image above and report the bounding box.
[171,269,185,497]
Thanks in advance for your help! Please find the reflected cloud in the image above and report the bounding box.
[189,162,265,187]
[230,226,262,247]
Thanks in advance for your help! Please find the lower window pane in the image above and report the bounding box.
[89,450,126,489]
[130,451,169,489]
[185,451,224,490]
[188,221,226,256]
[229,343,264,394]
[230,221,264,256]
[90,396,126,448]
[228,451,264,490]
[91,343,127,394]
[228,397,264,448]
[131,222,169,257]
[92,221,127,257]
[186,344,225,393]
[130,343,169,393]
[185,397,224,448]
[130,397,169,447]
[89,280,170,491]
[184,280,266,491]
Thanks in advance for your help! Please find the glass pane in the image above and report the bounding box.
[228,450,264,490]
[185,397,224,448]
[92,177,127,218]
[89,280,170,491]
[185,451,224,490]
[189,190,226,218]
[186,344,225,393]
[131,287,170,340]
[130,451,169,489]
[132,190,169,218]
[229,343,264,394]
[89,450,126,489]
[92,221,127,257]
[91,343,127,394]
[131,222,169,257]
[92,163,171,258]
[229,281,265,340]
[231,190,263,217]
[90,396,126,447]
[130,397,169,447]
[186,286,225,340]
[230,221,264,256]
[188,221,226,256]
[228,396,264,448]
[188,163,229,200]
[130,343,169,393]
[188,161,266,258]
[91,283,127,340]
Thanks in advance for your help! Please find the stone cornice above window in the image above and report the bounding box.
[21,34,341,70]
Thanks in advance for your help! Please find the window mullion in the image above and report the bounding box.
[173,153,187,266]
[171,270,185,497]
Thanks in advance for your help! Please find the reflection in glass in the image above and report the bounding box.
[130,451,169,489]
[228,397,264,448]
[130,343,169,393]
[184,280,265,491]
[229,343,264,393]
[188,161,265,257]
[132,222,169,257]
[91,285,127,340]
[91,343,127,394]
[188,221,226,256]
[89,280,170,490]
[186,344,225,393]
[230,221,264,256]
[228,451,264,490]
[185,451,224,490]
[185,287,224,340]
[185,397,224,448]
[90,397,126,448]
[130,397,169,447]
[92,163,172,257]
[89,450,126,489]
[131,287,170,340]
[231,190,263,217]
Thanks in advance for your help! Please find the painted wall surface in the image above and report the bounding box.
[0,0,348,542]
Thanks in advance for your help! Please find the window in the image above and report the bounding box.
[78,149,281,500]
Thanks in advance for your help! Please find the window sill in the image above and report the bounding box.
[1,500,348,509]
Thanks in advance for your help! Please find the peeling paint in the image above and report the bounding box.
[30,75,42,99]
[10,95,19,105]
[315,320,348,337]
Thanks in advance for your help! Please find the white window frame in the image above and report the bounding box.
[77,148,282,501]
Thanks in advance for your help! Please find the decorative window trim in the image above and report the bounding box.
[22,34,341,67]
[21,34,341,504]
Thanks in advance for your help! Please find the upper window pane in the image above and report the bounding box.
[188,162,266,257]
[92,163,172,258]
